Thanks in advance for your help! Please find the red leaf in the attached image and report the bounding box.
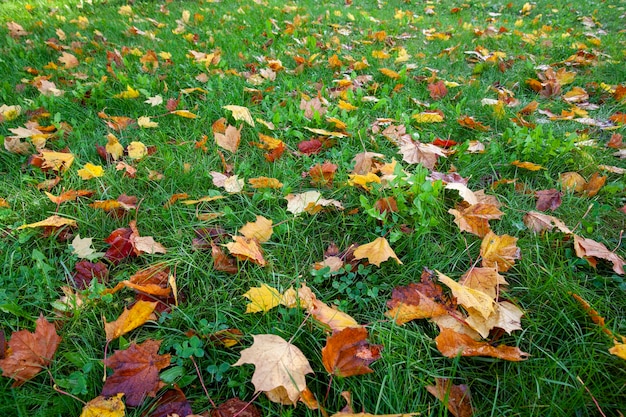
[146,386,192,417]
[428,81,448,100]
[104,226,134,264]
[432,138,457,148]
[73,260,109,289]
[102,339,171,407]
[298,139,323,155]
[264,142,285,162]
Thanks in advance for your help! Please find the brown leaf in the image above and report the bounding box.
[309,162,338,187]
[573,235,625,275]
[397,139,446,170]
[298,138,323,155]
[426,378,474,417]
[102,339,171,407]
[146,386,192,417]
[435,328,529,361]
[0,315,61,386]
[211,398,261,417]
[582,172,606,197]
[211,241,239,274]
[233,334,313,405]
[120,263,171,297]
[214,124,242,153]
[322,327,382,377]
[480,231,521,272]
[428,81,448,100]
[448,203,504,237]
[104,226,134,264]
[523,211,572,234]
[535,189,562,211]
[374,197,398,214]
[458,267,508,300]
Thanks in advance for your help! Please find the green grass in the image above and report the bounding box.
[1,0,625,416]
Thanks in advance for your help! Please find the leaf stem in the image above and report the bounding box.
[190,355,217,409]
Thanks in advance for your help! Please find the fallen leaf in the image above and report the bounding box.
[428,81,448,100]
[448,203,504,237]
[511,160,543,171]
[398,139,446,170]
[322,327,382,377]
[385,269,449,325]
[117,263,171,297]
[412,111,444,124]
[523,211,572,233]
[582,172,606,197]
[127,141,148,160]
[170,109,197,118]
[457,115,490,131]
[353,237,402,267]
[58,52,79,69]
[242,284,282,313]
[77,163,105,180]
[114,85,140,99]
[285,191,344,215]
[573,235,625,275]
[79,394,125,417]
[210,398,261,417]
[17,214,77,230]
[137,116,158,128]
[226,236,266,266]
[104,300,158,341]
[223,105,255,126]
[146,387,193,417]
[215,124,242,153]
[559,172,586,192]
[248,176,283,189]
[233,334,314,405]
[239,215,273,243]
[435,328,529,361]
[445,183,478,205]
[72,260,109,289]
[45,189,94,205]
[426,378,473,417]
[535,189,562,211]
[480,232,521,272]
[0,315,61,386]
[609,339,626,360]
[71,235,98,259]
[458,267,508,300]
[40,151,75,172]
[309,162,338,186]
[102,339,171,407]
[310,299,360,331]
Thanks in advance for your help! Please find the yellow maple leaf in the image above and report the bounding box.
[223,104,255,126]
[379,68,400,79]
[114,85,140,99]
[310,299,360,331]
[239,215,273,243]
[353,237,402,267]
[609,338,626,360]
[480,231,521,272]
[242,284,282,313]
[137,116,158,128]
[127,141,148,160]
[348,172,381,190]
[436,271,494,319]
[226,236,266,266]
[80,393,125,417]
[511,160,543,171]
[77,163,104,180]
[104,300,157,341]
[248,177,283,189]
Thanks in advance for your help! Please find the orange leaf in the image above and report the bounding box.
[582,172,606,197]
[448,203,503,237]
[353,237,402,267]
[45,189,94,205]
[435,328,529,361]
[225,236,266,266]
[559,172,586,192]
[480,231,521,272]
[248,176,283,189]
[120,263,171,297]
[457,115,490,131]
[309,162,338,187]
[322,327,382,377]
[104,300,157,341]
[426,378,474,417]
[511,160,543,171]
[379,68,400,80]
[428,81,448,100]
[0,315,61,386]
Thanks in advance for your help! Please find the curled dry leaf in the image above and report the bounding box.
[285,191,344,215]
[310,298,360,331]
[523,211,572,234]
[435,328,529,361]
[102,339,171,407]
[322,327,383,377]
[573,235,625,275]
[0,315,61,386]
[233,334,314,405]
[426,378,474,417]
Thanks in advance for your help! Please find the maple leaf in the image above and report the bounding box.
[573,235,625,275]
[242,284,283,313]
[412,111,445,124]
[226,236,266,266]
[77,162,105,180]
[448,203,504,237]
[582,172,606,197]
[79,393,125,417]
[58,52,79,69]
[233,334,314,405]
[445,183,478,205]
[73,260,109,289]
[480,231,521,272]
[214,124,242,153]
[385,269,450,325]
[223,105,255,126]
[458,267,508,300]
[285,191,344,215]
[144,95,163,106]
[239,215,273,243]
[523,211,572,234]
[322,327,382,377]
[145,386,193,417]
[127,141,148,160]
[114,85,140,99]
[0,315,61,386]
[535,189,562,211]
[457,115,490,131]
[113,263,172,297]
[71,234,100,259]
[171,109,197,118]
[609,339,626,360]
[348,172,381,190]
[559,172,586,192]
[39,150,75,172]
[397,138,446,170]
[248,176,283,189]
[211,241,239,274]
[426,378,473,417]
[353,237,402,267]
[45,189,94,205]
[300,96,327,119]
[511,160,543,171]
[310,299,361,331]
[104,300,157,341]
[137,116,158,128]
[102,339,171,407]
[309,162,338,187]
[435,328,529,361]
[437,271,494,320]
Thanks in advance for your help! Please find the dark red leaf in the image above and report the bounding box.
[146,386,192,417]
[73,260,109,289]
[432,138,457,148]
[104,227,135,264]
[298,139,323,155]
[535,189,563,211]
[211,398,261,417]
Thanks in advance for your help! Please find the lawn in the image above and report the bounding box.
[0,0,625,416]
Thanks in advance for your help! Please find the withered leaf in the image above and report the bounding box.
[435,328,529,361]
[211,398,261,417]
[385,270,449,325]
[573,235,625,275]
[102,339,171,407]
[448,203,504,237]
[426,378,474,417]
[322,327,383,377]
[225,236,266,266]
[480,231,521,272]
[146,386,192,417]
[0,315,61,386]
[535,189,562,211]
[353,237,402,267]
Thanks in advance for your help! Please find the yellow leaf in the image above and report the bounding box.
[379,68,400,79]
[17,215,77,230]
[348,172,381,190]
[137,116,158,128]
[80,394,125,417]
[511,160,543,171]
[127,141,148,160]
[242,284,282,313]
[310,299,360,331]
[223,104,255,126]
[609,339,626,360]
[170,109,197,118]
[114,85,140,99]
[353,237,402,267]
[180,195,224,205]
[338,100,358,111]
[303,127,348,138]
[226,236,266,266]
[480,231,521,272]
[372,50,390,59]
[77,163,104,180]
[40,151,75,172]
[104,301,157,341]
[248,176,283,189]
[412,112,444,123]
[437,271,494,319]
[0,198,9,208]
[106,134,124,161]
[239,215,273,242]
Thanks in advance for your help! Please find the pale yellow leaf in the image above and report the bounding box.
[353,237,402,267]
[127,141,148,160]
[223,105,254,126]
[239,215,273,243]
